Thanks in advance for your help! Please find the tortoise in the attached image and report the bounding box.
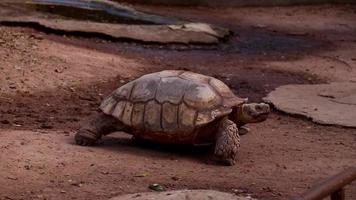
[75,70,270,165]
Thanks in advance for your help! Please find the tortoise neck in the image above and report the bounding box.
[230,106,246,127]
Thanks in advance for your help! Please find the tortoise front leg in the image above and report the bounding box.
[75,113,121,146]
[214,117,240,165]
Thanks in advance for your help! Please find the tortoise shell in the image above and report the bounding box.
[100,70,245,136]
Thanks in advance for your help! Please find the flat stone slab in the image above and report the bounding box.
[0,17,223,44]
[109,190,255,200]
[0,0,230,44]
[264,82,356,127]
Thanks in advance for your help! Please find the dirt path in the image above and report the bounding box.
[0,4,355,200]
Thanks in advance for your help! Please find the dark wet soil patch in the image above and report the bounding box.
[213,68,322,102]
[0,26,325,132]
[35,18,328,59]
[0,3,328,52]
[0,20,326,53]
[230,28,328,56]
[0,66,321,131]
[0,76,126,131]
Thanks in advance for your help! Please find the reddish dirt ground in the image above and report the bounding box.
[0,4,355,200]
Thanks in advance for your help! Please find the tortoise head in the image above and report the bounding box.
[236,103,270,124]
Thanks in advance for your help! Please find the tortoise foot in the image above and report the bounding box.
[238,126,250,135]
[213,154,236,166]
[75,130,99,146]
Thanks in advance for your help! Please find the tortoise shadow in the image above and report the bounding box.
[80,132,218,165]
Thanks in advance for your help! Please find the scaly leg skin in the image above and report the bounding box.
[214,117,240,165]
[75,113,122,146]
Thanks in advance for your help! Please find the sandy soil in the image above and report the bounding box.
[0,4,355,200]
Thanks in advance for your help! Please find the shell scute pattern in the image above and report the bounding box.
[131,103,145,129]
[209,78,234,98]
[112,81,134,100]
[178,103,196,132]
[121,102,134,126]
[162,103,179,132]
[179,71,210,83]
[111,101,126,119]
[100,70,243,134]
[208,78,246,107]
[144,100,162,132]
[100,96,117,114]
[130,75,160,102]
[183,81,222,110]
[156,70,183,77]
[195,107,232,126]
[155,77,187,104]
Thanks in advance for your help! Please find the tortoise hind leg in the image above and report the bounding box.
[75,113,124,146]
[214,117,240,165]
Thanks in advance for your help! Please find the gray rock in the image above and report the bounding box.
[264,82,356,127]
[109,190,255,200]
[0,16,228,44]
